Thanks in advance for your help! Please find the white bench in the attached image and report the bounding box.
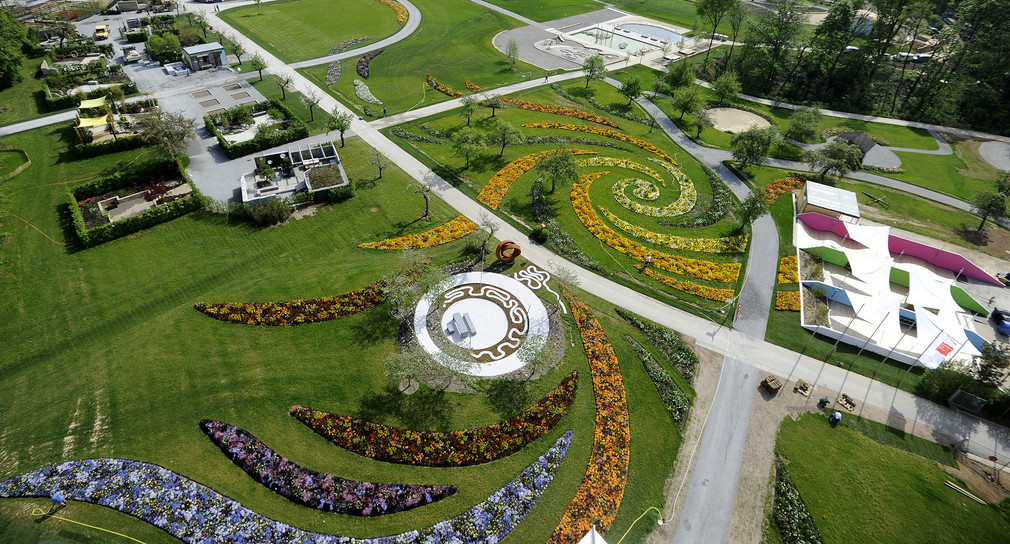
[445,312,476,339]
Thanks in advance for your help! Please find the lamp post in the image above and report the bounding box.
[615,506,665,544]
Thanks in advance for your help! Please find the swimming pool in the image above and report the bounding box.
[617,23,685,44]
[572,28,656,53]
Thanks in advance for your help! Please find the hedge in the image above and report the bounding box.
[66,158,204,248]
[44,82,139,111]
[204,100,309,159]
[74,135,149,158]
[125,32,149,43]
[772,459,822,544]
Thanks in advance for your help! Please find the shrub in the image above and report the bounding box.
[250,197,292,226]
[204,101,309,159]
[329,184,354,202]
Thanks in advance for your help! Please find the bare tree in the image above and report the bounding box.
[327,109,353,147]
[505,38,520,69]
[369,149,391,179]
[275,74,293,100]
[301,90,321,121]
[412,181,432,218]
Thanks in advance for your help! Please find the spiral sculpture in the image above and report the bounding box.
[496,240,521,264]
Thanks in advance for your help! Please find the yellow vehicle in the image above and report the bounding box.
[94,25,109,40]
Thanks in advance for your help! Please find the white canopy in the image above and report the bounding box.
[906,269,961,312]
[844,223,890,254]
[845,250,894,295]
[846,292,902,345]
[914,307,980,368]
[578,527,610,544]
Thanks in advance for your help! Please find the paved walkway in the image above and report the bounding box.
[287,0,422,69]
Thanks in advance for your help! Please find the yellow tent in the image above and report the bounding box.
[78,96,107,110]
[76,114,109,128]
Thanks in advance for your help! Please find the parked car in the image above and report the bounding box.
[94,25,109,40]
[893,52,919,63]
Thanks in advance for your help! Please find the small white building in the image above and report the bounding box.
[182,42,228,72]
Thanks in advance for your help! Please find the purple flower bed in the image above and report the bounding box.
[325,61,342,88]
[0,431,573,543]
[356,48,384,80]
[201,420,455,516]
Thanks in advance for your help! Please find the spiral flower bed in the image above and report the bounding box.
[523,122,677,164]
[775,291,801,311]
[579,156,700,215]
[765,177,806,204]
[465,80,483,92]
[358,215,477,250]
[0,432,572,543]
[374,0,408,24]
[325,60,341,88]
[356,48,384,79]
[477,149,597,210]
[201,420,455,515]
[354,79,383,104]
[572,172,741,282]
[293,371,578,467]
[500,97,621,129]
[549,288,629,543]
[600,207,748,253]
[427,74,462,98]
[643,268,736,302]
[778,256,798,284]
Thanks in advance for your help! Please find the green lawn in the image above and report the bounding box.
[778,413,1009,544]
[248,74,337,135]
[887,140,1002,201]
[219,0,401,63]
[480,0,599,21]
[0,149,28,177]
[300,0,538,116]
[0,57,48,127]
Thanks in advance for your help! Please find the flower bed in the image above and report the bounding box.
[643,268,737,302]
[374,0,408,24]
[581,156,700,216]
[329,38,371,55]
[354,79,383,105]
[549,288,629,543]
[775,291,801,311]
[572,172,741,282]
[0,433,572,543]
[325,60,341,88]
[465,80,483,92]
[626,336,689,426]
[773,459,824,544]
[389,126,444,144]
[765,176,806,204]
[201,420,455,515]
[356,48,384,79]
[358,215,477,250]
[523,122,677,164]
[292,372,578,467]
[615,308,698,381]
[500,96,621,128]
[477,149,597,210]
[778,256,798,283]
[600,207,748,253]
[427,74,462,98]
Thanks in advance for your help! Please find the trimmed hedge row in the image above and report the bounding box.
[615,307,698,381]
[74,135,149,158]
[204,100,309,159]
[66,158,204,248]
[625,335,690,426]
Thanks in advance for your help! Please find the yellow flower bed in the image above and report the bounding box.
[477,149,597,210]
[777,255,798,283]
[580,156,698,216]
[775,291,801,311]
[522,122,678,164]
[572,172,741,282]
[643,268,736,302]
[374,0,408,24]
[765,176,806,204]
[357,215,477,250]
[500,96,621,129]
[600,207,748,253]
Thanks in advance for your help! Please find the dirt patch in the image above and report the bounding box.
[291,204,323,220]
[943,455,1010,503]
[859,203,1010,260]
[707,107,771,133]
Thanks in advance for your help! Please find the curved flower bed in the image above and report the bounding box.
[778,256,798,284]
[325,60,341,88]
[329,38,371,56]
[581,156,698,215]
[194,263,426,325]
[0,432,572,544]
[501,97,621,129]
[465,80,483,93]
[358,215,477,250]
[292,371,578,467]
[572,172,741,282]
[600,207,748,253]
[374,0,408,24]
[477,149,597,210]
[426,74,462,98]
[643,268,736,302]
[354,79,383,105]
[356,48,384,79]
[775,291,801,311]
[201,420,455,515]
[550,288,629,543]
[765,177,806,204]
[523,122,677,164]
[626,336,689,426]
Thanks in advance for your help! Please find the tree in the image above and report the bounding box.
[536,149,578,193]
[301,90,320,121]
[412,181,433,218]
[232,40,245,66]
[450,126,484,169]
[671,85,704,121]
[690,110,713,138]
[459,96,478,126]
[582,55,606,88]
[664,59,694,91]
[697,0,739,62]
[712,70,741,105]
[369,149,391,179]
[275,74,293,100]
[619,76,643,105]
[139,109,196,160]
[995,171,1010,196]
[725,1,747,66]
[384,342,428,392]
[974,342,1010,388]
[505,38,519,69]
[485,120,523,156]
[743,0,807,87]
[970,191,1007,232]
[254,0,263,15]
[515,333,552,381]
[249,54,267,81]
[736,187,769,227]
[478,212,500,255]
[803,139,862,182]
[382,249,450,320]
[326,110,353,147]
[484,95,507,118]
[730,125,778,169]
[785,106,822,142]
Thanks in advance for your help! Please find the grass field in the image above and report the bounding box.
[0,58,49,127]
[300,0,537,115]
[778,413,1009,544]
[219,0,400,63]
[480,0,600,22]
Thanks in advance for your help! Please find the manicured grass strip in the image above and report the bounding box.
[626,336,689,426]
[200,419,456,515]
[291,372,578,466]
[833,413,956,467]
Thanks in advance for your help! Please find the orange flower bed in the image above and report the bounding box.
[572,172,741,283]
[465,80,483,93]
[643,268,736,302]
[427,74,461,98]
[523,122,677,164]
[501,97,621,129]
[477,149,597,210]
[765,177,806,204]
[358,215,477,250]
[549,288,630,544]
[775,291,801,311]
[777,255,798,284]
[374,0,408,24]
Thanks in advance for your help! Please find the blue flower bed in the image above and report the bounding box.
[201,419,455,516]
[0,431,573,543]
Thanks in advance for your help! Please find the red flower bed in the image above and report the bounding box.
[193,262,426,325]
[465,80,483,93]
[358,215,478,250]
[500,97,621,129]
[427,74,462,98]
[775,291,801,311]
[291,371,578,467]
[477,149,597,210]
[765,177,806,204]
[549,288,630,543]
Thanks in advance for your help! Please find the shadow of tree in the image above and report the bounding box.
[355,384,404,424]
[485,379,530,418]
[401,388,454,430]
[348,308,399,346]
[955,223,990,246]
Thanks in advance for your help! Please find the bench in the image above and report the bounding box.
[445,312,476,339]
